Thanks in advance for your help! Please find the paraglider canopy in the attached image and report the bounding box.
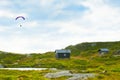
[15,16,25,20]
[15,16,25,27]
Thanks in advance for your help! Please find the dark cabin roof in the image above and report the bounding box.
[55,49,71,53]
[98,48,109,52]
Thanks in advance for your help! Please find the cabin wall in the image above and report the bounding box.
[56,53,70,58]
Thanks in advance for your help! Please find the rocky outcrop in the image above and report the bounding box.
[67,73,95,80]
[45,71,72,78]
[44,70,96,80]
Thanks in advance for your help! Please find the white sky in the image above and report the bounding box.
[0,0,120,53]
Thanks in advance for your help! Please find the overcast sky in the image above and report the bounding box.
[0,0,120,53]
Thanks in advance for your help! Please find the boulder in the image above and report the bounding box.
[45,70,96,80]
[45,70,72,78]
[0,64,4,68]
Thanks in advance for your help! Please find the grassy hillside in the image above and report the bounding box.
[66,41,120,56]
[0,41,120,80]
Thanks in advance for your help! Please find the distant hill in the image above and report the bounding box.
[1,41,120,80]
[0,41,120,68]
[65,41,120,56]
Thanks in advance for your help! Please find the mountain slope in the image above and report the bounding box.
[65,41,120,56]
[0,41,120,80]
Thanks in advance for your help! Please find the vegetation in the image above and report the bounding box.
[0,41,120,80]
[0,69,50,80]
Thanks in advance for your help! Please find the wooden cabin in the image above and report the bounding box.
[55,49,71,59]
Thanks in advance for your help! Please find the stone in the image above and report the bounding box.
[44,70,96,80]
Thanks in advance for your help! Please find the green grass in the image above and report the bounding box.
[0,69,72,80]
[1,41,120,80]
[0,70,48,80]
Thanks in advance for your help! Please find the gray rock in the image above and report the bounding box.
[67,73,95,80]
[0,64,4,68]
[45,70,96,80]
[45,70,72,78]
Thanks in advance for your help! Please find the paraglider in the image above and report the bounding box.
[15,16,25,20]
[15,16,25,27]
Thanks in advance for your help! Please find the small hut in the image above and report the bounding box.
[55,49,71,59]
[98,48,109,56]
